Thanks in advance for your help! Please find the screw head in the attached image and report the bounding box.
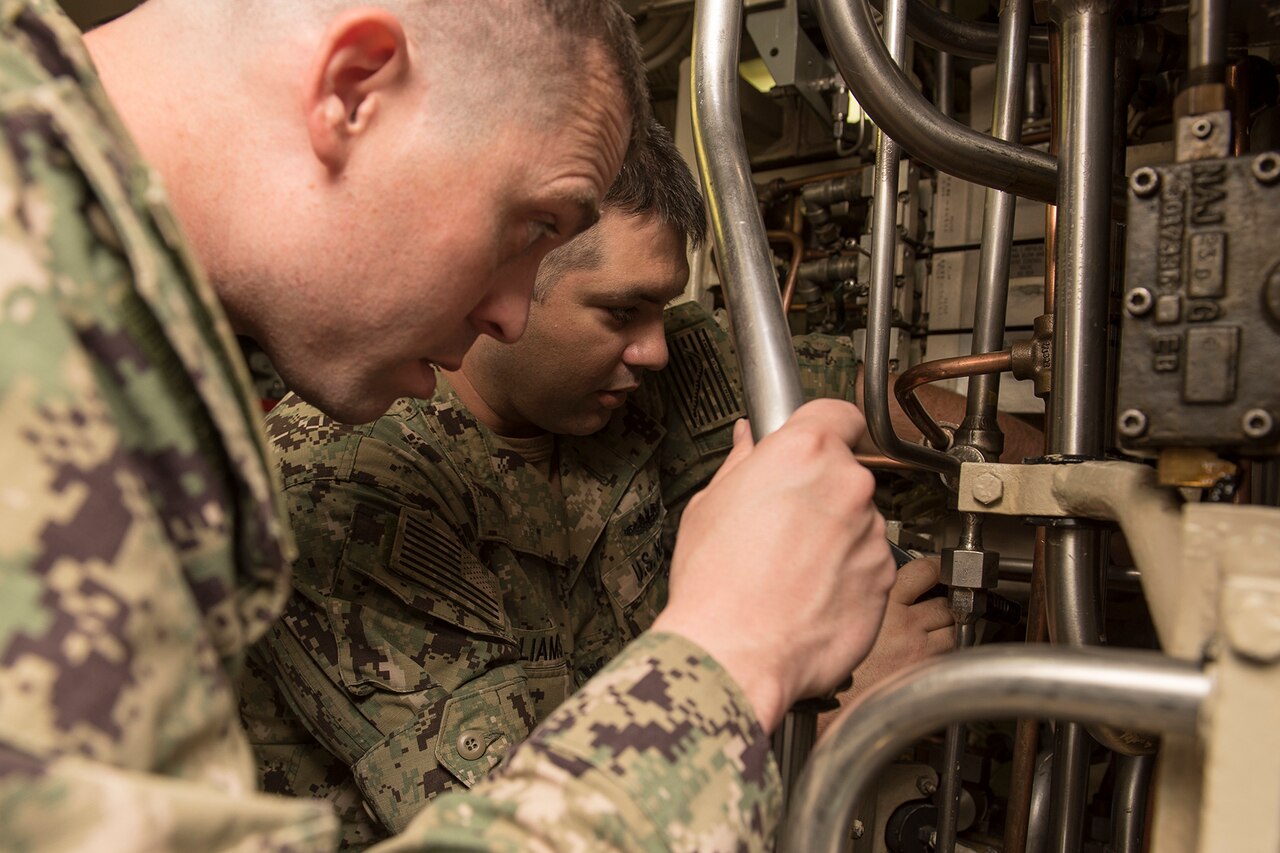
[1191,117,1214,139]
[972,472,1005,505]
[1118,409,1149,438]
[1253,152,1280,185]
[1124,288,1154,317]
[1130,167,1160,198]
[1243,409,1275,440]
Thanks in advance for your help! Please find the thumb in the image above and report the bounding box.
[708,418,755,486]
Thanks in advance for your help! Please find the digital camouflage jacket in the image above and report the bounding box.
[0,3,783,850]
[246,302,861,847]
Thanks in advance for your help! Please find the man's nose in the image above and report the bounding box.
[624,324,669,373]
[470,273,532,344]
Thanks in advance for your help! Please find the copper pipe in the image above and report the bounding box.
[767,230,805,315]
[1228,60,1250,156]
[854,453,918,471]
[1003,529,1050,853]
[894,351,1014,450]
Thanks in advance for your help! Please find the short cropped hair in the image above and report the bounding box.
[233,1,650,150]
[534,118,706,298]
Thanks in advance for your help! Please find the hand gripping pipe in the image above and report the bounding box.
[862,0,959,477]
[690,0,811,808]
[781,646,1209,853]
[815,0,1058,204]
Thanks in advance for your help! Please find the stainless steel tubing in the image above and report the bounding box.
[866,0,1051,63]
[1111,754,1155,853]
[690,0,804,439]
[815,0,1058,204]
[1026,750,1054,853]
[962,0,1033,452]
[1047,0,1157,760]
[782,646,1209,853]
[1048,715,1093,852]
[936,0,953,119]
[935,622,977,853]
[691,0,816,814]
[1188,0,1227,80]
[862,0,959,476]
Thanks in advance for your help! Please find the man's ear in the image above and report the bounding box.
[306,9,409,173]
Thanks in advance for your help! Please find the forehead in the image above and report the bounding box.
[566,211,688,298]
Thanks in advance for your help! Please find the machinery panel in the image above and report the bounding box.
[1118,153,1280,454]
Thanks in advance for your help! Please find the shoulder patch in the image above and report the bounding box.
[664,324,744,437]
[390,508,506,633]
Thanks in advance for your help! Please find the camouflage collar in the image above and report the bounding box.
[428,375,665,571]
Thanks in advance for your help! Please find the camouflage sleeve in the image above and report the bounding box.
[248,398,540,839]
[379,631,781,853]
[792,329,862,406]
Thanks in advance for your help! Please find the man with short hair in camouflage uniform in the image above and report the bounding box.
[0,1,901,850]
[249,120,1033,847]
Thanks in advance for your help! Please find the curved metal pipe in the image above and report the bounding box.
[691,0,804,439]
[862,0,958,477]
[868,0,1051,63]
[814,0,1058,204]
[783,646,1209,853]
[895,351,1013,451]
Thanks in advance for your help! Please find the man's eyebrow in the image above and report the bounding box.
[559,192,601,239]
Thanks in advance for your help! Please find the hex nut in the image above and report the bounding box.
[1130,167,1160,198]
[941,547,1000,590]
[972,472,1004,505]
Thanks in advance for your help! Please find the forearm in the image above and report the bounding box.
[384,632,781,853]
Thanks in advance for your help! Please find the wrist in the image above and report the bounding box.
[650,614,791,733]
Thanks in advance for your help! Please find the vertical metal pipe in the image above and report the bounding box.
[863,0,960,476]
[936,0,954,119]
[961,0,1033,455]
[935,621,977,853]
[690,0,804,439]
[1043,2,1115,849]
[1003,529,1049,853]
[1188,0,1227,82]
[1111,754,1155,853]
[690,0,813,813]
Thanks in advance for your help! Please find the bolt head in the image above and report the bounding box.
[1191,117,1214,139]
[1243,409,1275,440]
[1118,409,1149,438]
[1125,288,1154,317]
[1253,152,1280,185]
[972,472,1004,505]
[1130,167,1160,198]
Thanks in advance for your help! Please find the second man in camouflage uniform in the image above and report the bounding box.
[247,121,961,846]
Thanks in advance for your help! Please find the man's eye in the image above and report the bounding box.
[608,307,638,324]
[526,219,559,248]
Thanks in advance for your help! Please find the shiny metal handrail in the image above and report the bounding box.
[783,646,1209,853]
[815,0,1058,204]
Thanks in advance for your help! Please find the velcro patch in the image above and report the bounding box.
[390,509,505,632]
[664,325,743,436]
